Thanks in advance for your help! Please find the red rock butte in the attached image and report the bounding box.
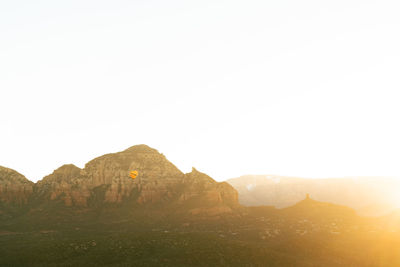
[0,145,239,217]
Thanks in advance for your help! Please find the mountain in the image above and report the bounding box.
[227,175,399,216]
[0,166,34,219]
[1,145,239,221]
[281,194,356,219]
[0,166,34,204]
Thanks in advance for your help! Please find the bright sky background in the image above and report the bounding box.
[1,0,400,182]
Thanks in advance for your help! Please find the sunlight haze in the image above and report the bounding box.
[1,0,400,182]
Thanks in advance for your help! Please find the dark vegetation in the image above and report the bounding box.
[1,200,400,267]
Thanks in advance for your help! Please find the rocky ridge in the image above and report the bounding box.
[1,145,239,217]
[0,166,33,206]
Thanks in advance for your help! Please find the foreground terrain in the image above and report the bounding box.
[2,206,400,267]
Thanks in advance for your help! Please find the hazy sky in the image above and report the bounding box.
[1,0,400,182]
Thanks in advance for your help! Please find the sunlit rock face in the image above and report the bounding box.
[0,166,33,206]
[181,168,238,207]
[35,164,90,207]
[168,168,240,217]
[32,145,239,214]
[83,145,185,205]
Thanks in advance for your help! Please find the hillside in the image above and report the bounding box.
[227,175,399,216]
[1,145,239,224]
[0,166,34,219]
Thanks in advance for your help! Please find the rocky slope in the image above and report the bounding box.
[1,145,239,217]
[0,166,34,219]
[0,166,33,206]
[35,164,88,207]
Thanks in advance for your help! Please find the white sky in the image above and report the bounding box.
[1,0,400,182]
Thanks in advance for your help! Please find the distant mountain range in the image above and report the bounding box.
[227,175,400,216]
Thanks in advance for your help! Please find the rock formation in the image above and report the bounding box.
[3,145,239,217]
[0,166,33,206]
[35,164,89,207]
[181,168,238,210]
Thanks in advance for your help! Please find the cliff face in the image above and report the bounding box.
[179,168,239,216]
[83,145,185,205]
[0,166,33,206]
[181,168,238,205]
[35,164,89,207]
[28,145,239,215]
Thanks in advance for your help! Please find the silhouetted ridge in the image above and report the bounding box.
[283,195,356,218]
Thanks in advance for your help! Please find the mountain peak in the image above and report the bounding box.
[123,144,159,153]
[283,195,356,219]
[39,164,81,184]
[186,167,214,183]
[0,166,32,184]
[26,145,240,213]
[54,164,81,173]
[190,167,201,174]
